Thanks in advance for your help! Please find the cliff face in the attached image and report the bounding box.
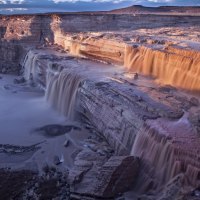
[0,41,25,73]
[0,15,54,73]
[1,14,200,88]
[0,15,54,43]
[21,47,200,194]
[1,13,200,197]
[57,34,125,65]
[54,34,200,91]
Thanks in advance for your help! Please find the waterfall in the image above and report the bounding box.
[124,45,200,91]
[23,50,40,81]
[69,41,81,56]
[23,50,84,119]
[45,69,83,119]
[131,118,200,193]
[131,127,176,193]
[21,46,200,194]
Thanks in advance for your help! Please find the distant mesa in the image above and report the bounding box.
[110,5,200,14]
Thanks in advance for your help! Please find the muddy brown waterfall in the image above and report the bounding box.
[131,117,200,193]
[124,45,200,91]
[23,50,83,119]
[45,69,83,119]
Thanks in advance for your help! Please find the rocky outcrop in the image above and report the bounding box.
[0,15,54,44]
[60,35,125,65]
[69,154,139,199]
[79,79,187,155]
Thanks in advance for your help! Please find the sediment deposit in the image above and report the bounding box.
[0,11,200,199]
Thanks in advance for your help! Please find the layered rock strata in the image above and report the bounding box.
[1,14,200,90]
[1,13,200,198]
[69,156,139,198]
[21,47,200,196]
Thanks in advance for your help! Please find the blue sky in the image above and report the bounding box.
[0,0,200,14]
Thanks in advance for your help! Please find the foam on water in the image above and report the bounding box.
[0,75,66,146]
[0,74,91,170]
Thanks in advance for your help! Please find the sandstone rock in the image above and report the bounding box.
[68,168,89,185]
[34,124,80,137]
[71,156,139,198]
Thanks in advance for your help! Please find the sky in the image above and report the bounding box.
[0,0,200,14]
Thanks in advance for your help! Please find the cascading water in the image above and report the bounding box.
[124,45,200,91]
[23,50,40,81]
[21,45,200,198]
[131,116,200,193]
[131,127,176,193]
[69,41,81,56]
[22,50,84,120]
[45,68,83,119]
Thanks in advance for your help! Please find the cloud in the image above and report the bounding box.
[0,0,199,15]
[148,0,173,2]
[0,0,25,3]
[52,0,127,3]
[0,0,199,5]
[0,7,27,11]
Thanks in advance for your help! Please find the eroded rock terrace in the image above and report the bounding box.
[0,13,200,199]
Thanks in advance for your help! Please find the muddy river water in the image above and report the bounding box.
[0,74,90,171]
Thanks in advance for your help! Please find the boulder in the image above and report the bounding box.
[71,156,139,198]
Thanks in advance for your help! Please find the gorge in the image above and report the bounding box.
[0,7,200,200]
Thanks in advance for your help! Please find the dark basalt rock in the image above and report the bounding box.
[0,142,43,154]
[34,124,81,137]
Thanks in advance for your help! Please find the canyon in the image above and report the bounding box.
[0,8,200,200]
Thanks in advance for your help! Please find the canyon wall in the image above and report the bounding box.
[0,15,54,73]
[1,14,200,91]
[22,48,200,192]
[1,13,200,195]
[52,32,200,91]
[79,75,200,191]
[0,41,26,73]
[0,15,53,43]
